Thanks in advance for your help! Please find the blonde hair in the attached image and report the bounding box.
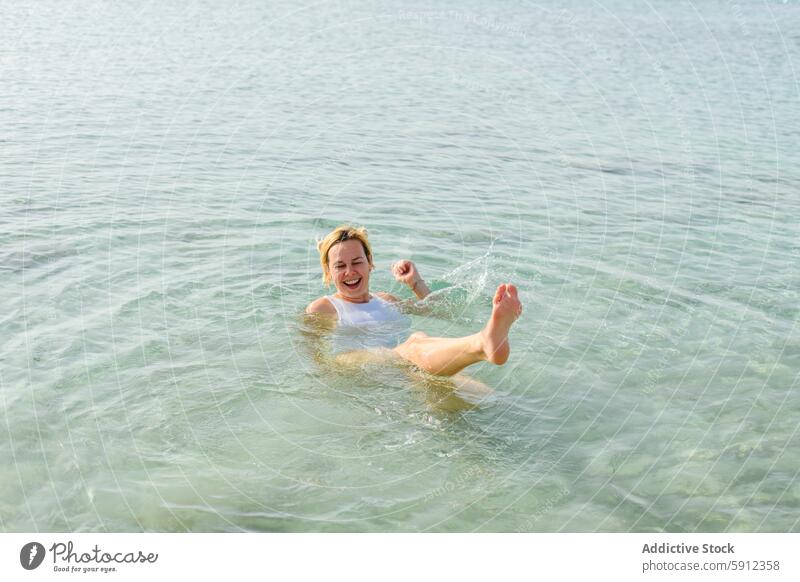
[317,224,374,285]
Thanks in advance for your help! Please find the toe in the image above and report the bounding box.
[507,283,518,298]
[494,283,507,304]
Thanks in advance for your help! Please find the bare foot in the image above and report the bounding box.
[480,283,522,365]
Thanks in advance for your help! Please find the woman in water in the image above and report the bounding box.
[306,225,522,377]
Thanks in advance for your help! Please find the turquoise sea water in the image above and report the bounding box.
[2,0,799,532]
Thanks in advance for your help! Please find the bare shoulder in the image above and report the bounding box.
[306,296,337,315]
[375,291,400,303]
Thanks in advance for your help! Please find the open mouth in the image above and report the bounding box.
[343,277,362,289]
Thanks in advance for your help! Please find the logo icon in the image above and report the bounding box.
[20,542,46,570]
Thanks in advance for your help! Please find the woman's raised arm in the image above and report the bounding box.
[392,259,431,300]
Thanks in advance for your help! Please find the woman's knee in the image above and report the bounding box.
[399,331,429,354]
[396,336,426,366]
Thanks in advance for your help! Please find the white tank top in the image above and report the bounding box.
[326,294,411,352]
[326,294,405,326]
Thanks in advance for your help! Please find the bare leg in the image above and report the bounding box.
[334,347,400,369]
[394,284,522,376]
[450,373,494,402]
[408,372,494,412]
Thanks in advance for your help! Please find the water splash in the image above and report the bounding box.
[417,243,497,321]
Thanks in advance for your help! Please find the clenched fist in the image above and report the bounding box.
[392,259,421,288]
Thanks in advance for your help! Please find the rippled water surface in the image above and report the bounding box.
[2,0,799,532]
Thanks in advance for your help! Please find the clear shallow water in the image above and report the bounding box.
[2,0,799,532]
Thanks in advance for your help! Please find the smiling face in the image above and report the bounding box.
[327,239,372,303]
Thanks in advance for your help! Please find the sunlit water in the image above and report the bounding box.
[2,0,799,532]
